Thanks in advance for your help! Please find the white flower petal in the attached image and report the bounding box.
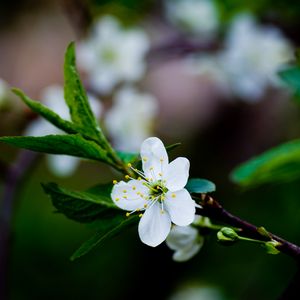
[164,189,195,226]
[47,155,79,177]
[165,157,190,191]
[111,180,148,211]
[140,137,168,181]
[166,225,198,251]
[138,201,171,247]
[173,237,204,262]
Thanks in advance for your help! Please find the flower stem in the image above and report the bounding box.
[193,194,300,261]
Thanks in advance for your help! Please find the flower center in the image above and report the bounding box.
[148,182,168,201]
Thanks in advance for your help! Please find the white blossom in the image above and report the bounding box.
[220,13,293,101]
[166,0,219,38]
[78,16,150,94]
[25,85,102,177]
[170,285,225,300]
[105,86,158,152]
[111,137,196,247]
[166,215,209,262]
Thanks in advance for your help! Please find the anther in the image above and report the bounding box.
[127,163,132,168]
[113,180,118,184]
[125,175,130,180]
[139,214,143,218]
[171,193,176,198]
[126,212,130,217]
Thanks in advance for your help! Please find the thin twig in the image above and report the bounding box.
[0,150,38,300]
[194,194,300,261]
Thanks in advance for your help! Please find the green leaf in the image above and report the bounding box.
[42,182,120,223]
[64,42,101,140]
[231,139,300,186]
[70,215,138,260]
[279,66,300,99]
[116,151,139,164]
[12,88,78,135]
[186,178,216,193]
[166,143,181,152]
[0,134,112,163]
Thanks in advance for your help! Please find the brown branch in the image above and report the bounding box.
[0,151,38,300]
[195,195,300,261]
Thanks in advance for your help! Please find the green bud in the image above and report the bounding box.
[217,227,239,245]
[263,240,281,255]
[257,227,271,239]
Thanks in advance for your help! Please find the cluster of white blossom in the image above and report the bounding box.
[187,13,293,102]
[105,86,158,152]
[77,15,158,152]
[26,15,158,176]
[112,137,207,261]
[165,0,219,39]
[77,16,150,94]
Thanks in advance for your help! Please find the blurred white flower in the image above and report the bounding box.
[170,285,225,300]
[105,86,158,152]
[78,16,150,94]
[0,78,9,108]
[166,215,209,262]
[220,14,293,101]
[166,0,219,38]
[25,85,102,177]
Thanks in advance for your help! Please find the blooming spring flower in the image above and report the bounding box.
[25,85,102,176]
[78,15,150,94]
[165,0,219,39]
[111,137,196,247]
[166,215,209,262]
[220,13,293,101]
[105,86,158,152]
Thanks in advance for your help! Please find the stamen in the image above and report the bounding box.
[147,196,160,210]
[113,180,118,184]
[171,193,176,198]
[161,200,164,212]
[139,214,143,218]
[142,182,158,192]
[115,197,120,202]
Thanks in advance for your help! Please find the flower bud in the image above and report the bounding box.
[217,227,239,245]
